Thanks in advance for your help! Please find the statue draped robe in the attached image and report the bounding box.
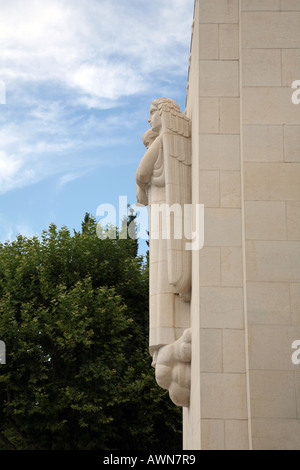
[136,99,192,363]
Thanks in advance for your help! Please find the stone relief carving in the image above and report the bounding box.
[136,98,192,407]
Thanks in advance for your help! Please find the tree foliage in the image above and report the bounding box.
[0,214,182,450]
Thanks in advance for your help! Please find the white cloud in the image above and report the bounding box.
[0,212,36,243]
[15,221,36,239]
[0,150,23,191]
[0,0,194,194]
[71,63,144,101]
[0,0,194,105]
[0,107,137,194]
[55,171,90,192]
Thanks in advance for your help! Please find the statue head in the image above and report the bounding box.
[148,103,162,133]
[149,98,180,133]
[148,98,189,136]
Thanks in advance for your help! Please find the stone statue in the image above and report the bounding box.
[136,98,192,407]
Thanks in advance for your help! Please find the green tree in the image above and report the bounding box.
[0,215,182,450]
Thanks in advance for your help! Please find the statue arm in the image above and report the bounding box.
[135,134,162,190]
[136,184,148,206]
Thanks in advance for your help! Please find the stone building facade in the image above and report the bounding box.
[183,0,300,450]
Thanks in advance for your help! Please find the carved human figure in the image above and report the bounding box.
[136,98,192,407]
[136,128,158,206]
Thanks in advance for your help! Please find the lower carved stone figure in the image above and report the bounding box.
[153,328,191,408]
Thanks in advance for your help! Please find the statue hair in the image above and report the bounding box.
[151,97,190,137]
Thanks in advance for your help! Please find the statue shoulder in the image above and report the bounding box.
[136,133,163,186]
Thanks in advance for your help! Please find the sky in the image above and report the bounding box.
[0,0,195,256]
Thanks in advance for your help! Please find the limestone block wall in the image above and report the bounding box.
[184,0,300,450]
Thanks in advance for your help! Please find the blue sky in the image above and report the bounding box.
[0,0,194,255]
